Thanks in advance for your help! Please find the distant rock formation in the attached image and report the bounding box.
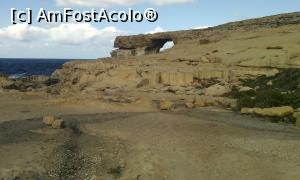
[112,12,300,58]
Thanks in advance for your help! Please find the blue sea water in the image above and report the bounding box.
[0,58,71,78]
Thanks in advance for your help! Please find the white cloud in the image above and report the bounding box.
[0,23,124,58]
[0,23,124,46]
[55,0,193,7]
[146,26,165,34]
[192,26,210,30]
[49,24,122,45]
[0,24,47,41]
[49,23,98,45]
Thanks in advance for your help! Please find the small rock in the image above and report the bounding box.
[43,116,55,126]
[238,86,253,92]
[293,112,300,128]
[52,119,65,129]
[185,102,195,109]
[160,101,175,110]
[267,80,273,86]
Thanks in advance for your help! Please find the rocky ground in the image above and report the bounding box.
[0,93,300,180]
[1,12,300,179]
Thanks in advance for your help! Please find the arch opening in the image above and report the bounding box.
[160,41,174,52]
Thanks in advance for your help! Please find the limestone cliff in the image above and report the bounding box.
[52,12,300,109]
[113,12,300,57]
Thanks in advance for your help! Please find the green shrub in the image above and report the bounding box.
[228,68,300,109]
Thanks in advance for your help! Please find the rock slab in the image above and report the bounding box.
[241,106,294,117]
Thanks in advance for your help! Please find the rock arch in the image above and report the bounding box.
[111,33,176,58]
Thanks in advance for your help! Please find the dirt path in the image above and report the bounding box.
[0,109,300,180]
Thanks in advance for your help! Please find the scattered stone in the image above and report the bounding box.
[104,88,118,95]
[185,102,195,109]
[293,112,300,128]
[159,101,175,110]
[103,96,139,103]
[267,80,273,86]
[241,106,294,117]
[52,119,65,129]
[238,86,253,92]
[43,116,55,126]
[204,84,231,97]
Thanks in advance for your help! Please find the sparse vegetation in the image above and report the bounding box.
[227,68,300,123]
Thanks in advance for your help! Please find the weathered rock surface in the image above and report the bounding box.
[43,116,55,126]
[114,12,300,57]
[52,119,65,129]
[49,12,300,113]
[241,106,294,117]
[159,100,176,110]
[0,74,13,89]
[204,84,231,97]
[0,75,52,92]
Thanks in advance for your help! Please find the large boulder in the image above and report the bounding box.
[241,106,294,117]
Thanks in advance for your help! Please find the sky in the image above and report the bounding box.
[0,0,299,59]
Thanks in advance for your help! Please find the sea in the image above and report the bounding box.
[0,58,72,79]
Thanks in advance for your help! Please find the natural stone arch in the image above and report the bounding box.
[144,38,174,55]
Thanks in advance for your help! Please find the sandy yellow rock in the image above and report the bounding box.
[160,101,175,110]
[42,116,55,126]
[241,106,294,117]
[204,84,231,97]
[185,102,195,109]
[293,112,300,128]
[52,119,65,129]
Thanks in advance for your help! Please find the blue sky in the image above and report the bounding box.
[0,0,299,59]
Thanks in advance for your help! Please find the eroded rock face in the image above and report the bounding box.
[50,12,300,112]
[204,84,231,97]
